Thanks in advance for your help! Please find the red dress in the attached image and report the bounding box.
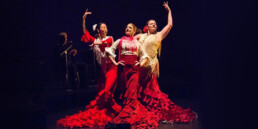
[106,36,159,129]
[139,67,197,123]
[81,30,116,90]
[57,36,158,129]
[56,30,119,128]
[56,34,197,129]
[138,33,197,123]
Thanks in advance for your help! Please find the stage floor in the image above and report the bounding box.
[46,87,202,129]
[3,84,202,129]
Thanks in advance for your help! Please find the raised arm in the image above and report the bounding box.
[81,9,95,43]
[134,33,143,40]
[158,2,173,41]
[82,9,92,33]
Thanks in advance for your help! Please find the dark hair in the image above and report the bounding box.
[127,23,140,36]
[93,22,106,37]
[146,19,156,26]
[58,32,67,45]
[128,23,137,32]
[136,28,142,35]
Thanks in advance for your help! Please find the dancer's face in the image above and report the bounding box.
[125,23,135,36]
[147,20,157,33]
[98,24,108,37]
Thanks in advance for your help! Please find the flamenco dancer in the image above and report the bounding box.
[135,2,197,123]
[80,9,118,98]
[105,23,160,129]
[57,9,120,128]
[80,9,117,91]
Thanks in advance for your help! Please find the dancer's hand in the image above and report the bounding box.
[89,43,94,48]
[93,41,107,45]
[163,1,171,12]
[70,49,78,56]
[135,61,140,66]
[140,58,148,67]
[116,61,125,66]
[82,8,92,19]
[93,41,102,45]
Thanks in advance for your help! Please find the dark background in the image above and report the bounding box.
[1,0,257,129]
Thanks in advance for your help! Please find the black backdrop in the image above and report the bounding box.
[1,0,257,129]
[2,0,202,98]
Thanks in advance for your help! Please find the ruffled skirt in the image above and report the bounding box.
[139,66,197,123]
[57,59,197,129]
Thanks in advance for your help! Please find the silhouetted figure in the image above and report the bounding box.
[52,32,78,89]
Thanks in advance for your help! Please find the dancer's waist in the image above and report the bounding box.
[119,55,138,65]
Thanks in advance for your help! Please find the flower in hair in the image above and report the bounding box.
[143,26,148,33]
[93,24,97,31]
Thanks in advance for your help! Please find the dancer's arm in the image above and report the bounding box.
[82,8,92,33]
[137,41,150,67]
[93,41,105,45]
[108,55,125,66]
[158,2,173,41]
[81,9,95,45]
[105,39,125,66]
[134,33,143,40]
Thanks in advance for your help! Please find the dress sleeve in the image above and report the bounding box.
[105,36,114,47]
[137,41,150,61]
[105,39,120,58]
[81,29,95,43]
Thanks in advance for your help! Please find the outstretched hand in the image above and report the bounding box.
[82,8,92,19]
[163,1,171,12]
[89,43,94,48]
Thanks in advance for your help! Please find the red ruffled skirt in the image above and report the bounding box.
[57,56,197,129]
[139,66,197,123]
[57,64,119,128]
[112,59,160,129]
[56,91,121,128]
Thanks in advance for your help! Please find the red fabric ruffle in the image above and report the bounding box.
[57,55,197,129]
[57,65,119,129]
[113,62,160,129]
[81,30,95,43]
[139,69,197,123]
[112,100,160,129]
[57,91,121,128]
